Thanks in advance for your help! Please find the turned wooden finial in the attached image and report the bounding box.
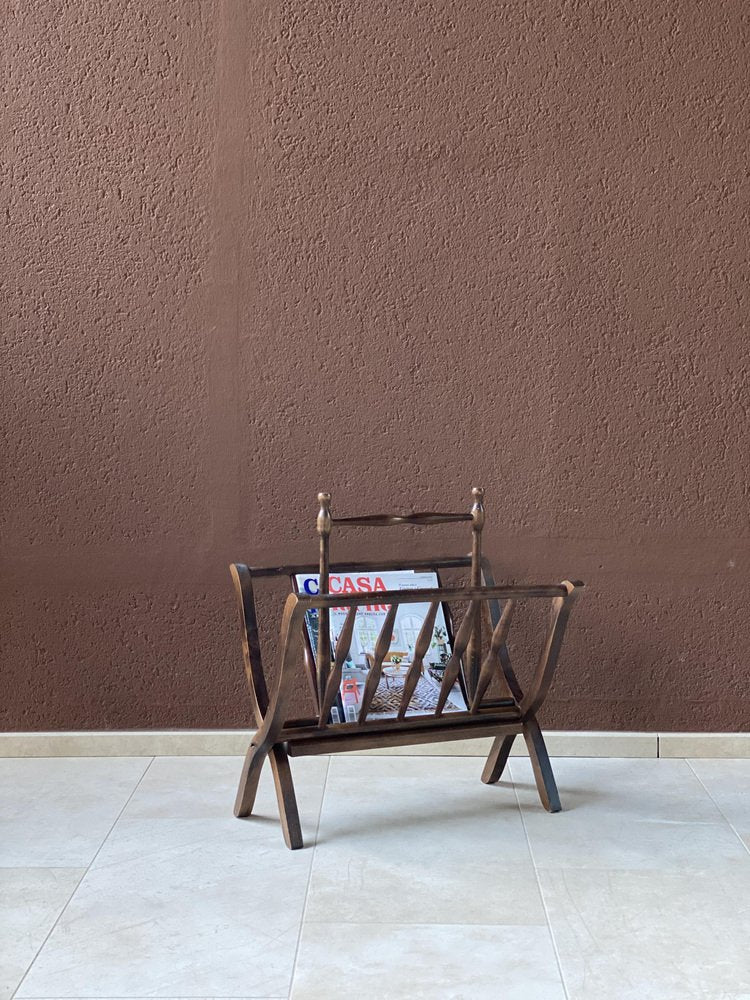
[471,486,485,531]
[316,492,333,705]
[317,492,332,537]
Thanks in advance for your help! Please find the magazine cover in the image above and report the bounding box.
[293,570,467,724]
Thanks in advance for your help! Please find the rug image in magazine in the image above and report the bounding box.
[294,570,467,724]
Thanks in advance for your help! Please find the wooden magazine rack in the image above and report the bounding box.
[229,488,583,849]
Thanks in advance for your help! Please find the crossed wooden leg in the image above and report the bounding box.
[234,742,303,849]
[481,733,516,784]
[482,720,561,812]
[522,715,561,812]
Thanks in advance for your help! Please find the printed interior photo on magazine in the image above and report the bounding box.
[293,570,467,724]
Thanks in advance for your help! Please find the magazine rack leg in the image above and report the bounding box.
[234,742,303,850]
[481,581,580,810]
[523,715,561,813]
[269,745,303,850]
[233,742,267,818]
[481,734,516,784]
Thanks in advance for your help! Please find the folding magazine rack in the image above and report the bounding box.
[229,488,583,849]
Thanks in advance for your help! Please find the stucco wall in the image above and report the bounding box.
[3,2,748,731]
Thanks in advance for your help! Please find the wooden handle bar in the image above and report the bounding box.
[333,513,472,527]
[246,556,473,579]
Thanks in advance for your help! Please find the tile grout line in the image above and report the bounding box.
[10,756,157,1000]
[685,759,750,860]
[508,759,571,1000]
[287,754,331,1000]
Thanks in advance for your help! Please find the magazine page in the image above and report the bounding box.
[294,570,467,724]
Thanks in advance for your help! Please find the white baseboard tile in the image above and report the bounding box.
[658,732,750,758]
[0,729,253,758]
[2,729,747,759]
[0,728,660,758]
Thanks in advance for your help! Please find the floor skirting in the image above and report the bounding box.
[0,729,748,757]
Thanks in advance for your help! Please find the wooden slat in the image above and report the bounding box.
[435,600,480,716]
[228,564,270,721]
[318,605,358,727]
[470,600,516,712]
[298,583,568,612]
[358,603,398,722]
[480,557,524,702]
[397,601,439,721]
[520,581,583,717]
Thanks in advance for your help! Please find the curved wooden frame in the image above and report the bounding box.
[229,489,583,849]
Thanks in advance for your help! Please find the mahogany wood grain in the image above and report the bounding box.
[228,487,583,848]
[288,719,525,757]
[470,599,516,712]
[315,492,332,706]
[397,601,439,721]
[319,604,357,727]
[298,583,568,612]
[248,555,473,579]
[435,600,479,716]
[520,580,582,717]
[269,745,303,849]
[523,714,561,812]
[228,563,269,719]
[481,734,517,784]
[358,603,398,722]
[466,487,485,696]
[333,512,472,527]
[480,557,524,702]
[282,701,520,744]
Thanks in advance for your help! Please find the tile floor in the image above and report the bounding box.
[1,754,749,1000]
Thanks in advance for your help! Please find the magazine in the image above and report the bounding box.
[293,570,467,724]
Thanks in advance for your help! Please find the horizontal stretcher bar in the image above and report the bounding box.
[286,717,524,756]
[281,700,520,743]
[294,582,575,610]
[246,555,474,579]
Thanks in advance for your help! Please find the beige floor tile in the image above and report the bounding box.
[291,922,566,1000]
[688,758,750,852]
[121,753,328,830]
[306,754,544,925]
[511,757,748,870]
[0,868,84,1000]
[16,757,328,999]
[0,757,151,867]
[538,867,750,1000]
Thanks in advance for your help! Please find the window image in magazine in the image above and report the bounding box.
[293,570,467,724]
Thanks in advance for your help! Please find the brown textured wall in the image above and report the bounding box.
[3,2,748,732]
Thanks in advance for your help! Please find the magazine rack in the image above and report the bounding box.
[229,488,583,849]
